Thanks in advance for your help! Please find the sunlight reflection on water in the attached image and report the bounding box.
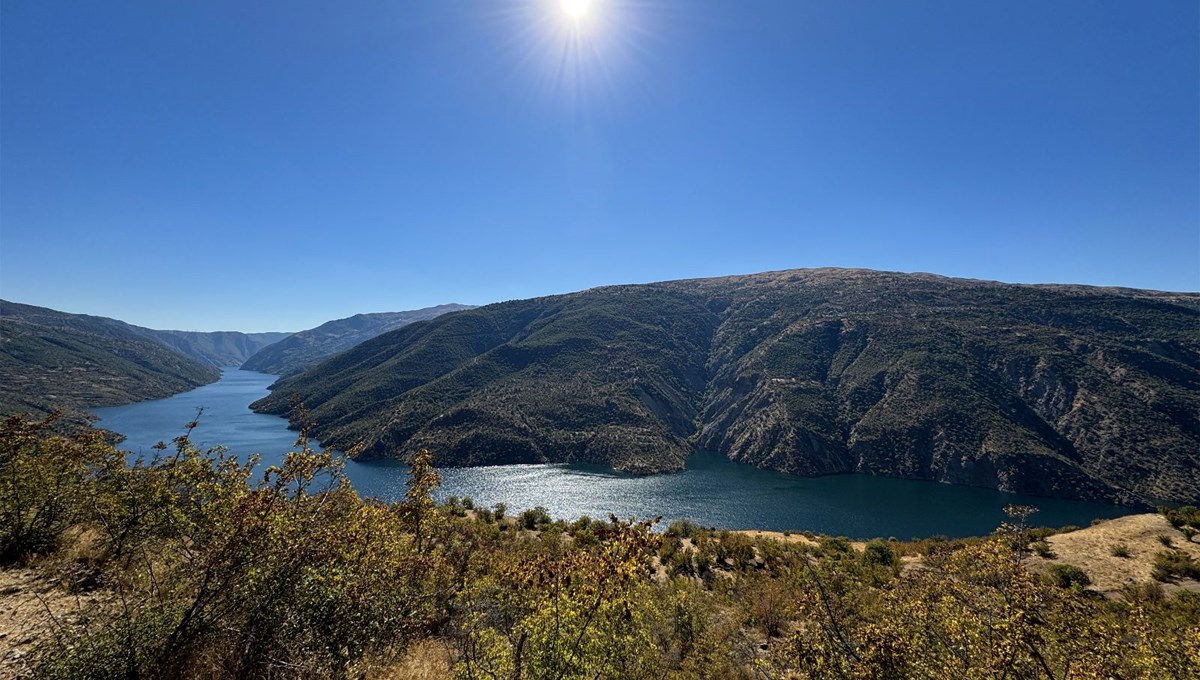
[94,369,1134,539]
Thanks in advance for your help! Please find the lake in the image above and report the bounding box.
[92,368,1135,539]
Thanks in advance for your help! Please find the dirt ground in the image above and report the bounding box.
[1026,513,1200,598]
[0,566,104,679]
[733,530,820,547]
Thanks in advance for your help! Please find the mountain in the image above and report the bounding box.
[0,300,220,421]
[252,269,1200,506]
[131,329,291,367]
[241,304,475,377]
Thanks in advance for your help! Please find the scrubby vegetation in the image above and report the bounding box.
[1152,550,1200,582]
[1161,505,1200,538]
[0,301,220,424]
[3,414,1199,679]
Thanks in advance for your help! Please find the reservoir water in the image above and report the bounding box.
[93,369,1135,539]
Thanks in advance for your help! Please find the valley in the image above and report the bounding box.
[93,368,1134,539]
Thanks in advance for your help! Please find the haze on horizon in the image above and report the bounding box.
[2,0,1197,332]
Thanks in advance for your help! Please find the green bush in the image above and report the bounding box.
[1110,544,1132,558]
[666,519,701,539]
[518,505,552,530]
[0,415,124,564]
[818,535,853,556]
[862,538,897,567]
[1047,563,1091,590]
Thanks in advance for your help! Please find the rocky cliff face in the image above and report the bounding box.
[252,269,1200,506]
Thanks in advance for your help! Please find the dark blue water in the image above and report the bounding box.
[93,369,1135,539]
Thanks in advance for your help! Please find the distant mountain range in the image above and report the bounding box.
[133,329,291,368]
[0,300,469,423]
[252,269,1200,506]
[242,304,475,377]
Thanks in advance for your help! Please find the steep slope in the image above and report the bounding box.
[241,304,474,377]
[252,270,1200,505]
[0,301,220,421]
[132,329,291,367]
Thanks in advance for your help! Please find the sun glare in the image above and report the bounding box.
[561,0,592,21]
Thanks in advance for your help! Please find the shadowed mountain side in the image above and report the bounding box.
[0,300,220,423]
[252,269,1200,505]
[241,304,475,377]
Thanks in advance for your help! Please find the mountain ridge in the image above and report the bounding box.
[252,268,1200,506]
[129,328,291,367]
[241,304,475,377]
[0,300,222,422]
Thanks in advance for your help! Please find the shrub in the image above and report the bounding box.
[1047,563,1091,590]
[1120,581,1164,604]
[862,538,897,567]
[571,515,595,534]
[1110,544,1132,558]
[1151,550,1200,582]
[1160,505,1200,531]
[666,519,701,539]
[818,536,853,556]
[1157,534,1174,548]
[1031,540,1055,558]
[0,415,124,564]
[518,506,552,530]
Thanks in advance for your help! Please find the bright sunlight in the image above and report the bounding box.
[561,0,592,21]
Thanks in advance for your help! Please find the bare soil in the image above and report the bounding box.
[0,566,103,679]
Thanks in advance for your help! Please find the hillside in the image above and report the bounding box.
[131,329,291,367]
[241,304,474,376]
[0,301,220,421]
[253,269,1200,506]
[1027,513,1200,598]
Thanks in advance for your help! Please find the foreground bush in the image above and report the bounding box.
[1,415,1198,679]
[0,415,124,564]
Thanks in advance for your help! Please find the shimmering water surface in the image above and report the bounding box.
[94,369,1135,539]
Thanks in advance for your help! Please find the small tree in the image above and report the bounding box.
[399,449,441,553]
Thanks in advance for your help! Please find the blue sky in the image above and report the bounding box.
[2,0,1197,332]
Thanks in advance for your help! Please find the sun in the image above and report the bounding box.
[560,0,592,21]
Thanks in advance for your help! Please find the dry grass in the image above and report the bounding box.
[368,639,454,680]
[733,530,819,548]
[1026,513,1200,598]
